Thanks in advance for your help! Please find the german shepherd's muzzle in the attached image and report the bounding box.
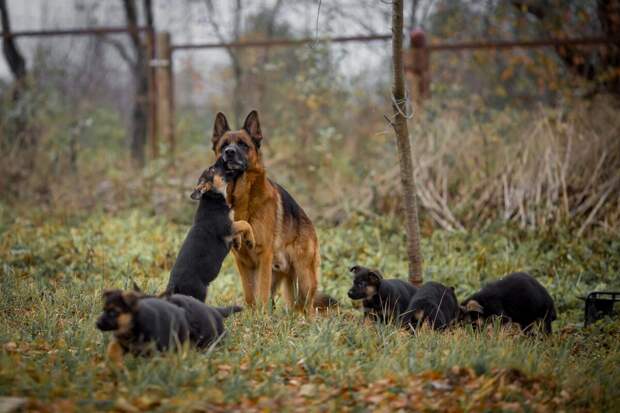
[221,142,249,179]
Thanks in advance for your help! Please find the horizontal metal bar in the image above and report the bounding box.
[172,35,620,53]
[171,34,392,51]
[426,36,620,51]
[2,27,151,38]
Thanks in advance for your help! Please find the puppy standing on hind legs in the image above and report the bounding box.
[164,158,255,302]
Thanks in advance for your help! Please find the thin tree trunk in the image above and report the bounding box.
[391,0,423,286]
[1,0,30,149]
[122,0,149,167]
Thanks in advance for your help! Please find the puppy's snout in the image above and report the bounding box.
[347,289,355,299]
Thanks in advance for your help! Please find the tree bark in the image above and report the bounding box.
[1,0,30,150]
[0,0,26,82]
[390,0,423,286]
[122,0,149,167]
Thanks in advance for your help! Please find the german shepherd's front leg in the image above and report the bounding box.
[231,220,255,250]
[256,252,274,309]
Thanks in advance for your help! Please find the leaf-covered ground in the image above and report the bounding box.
[1,205,619,412]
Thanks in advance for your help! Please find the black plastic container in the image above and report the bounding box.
[583,291,620,326]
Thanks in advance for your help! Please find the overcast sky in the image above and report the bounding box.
[0,0,407,83]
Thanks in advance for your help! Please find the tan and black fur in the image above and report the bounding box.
[211,110,334,312]
[96,289,189,363]
[165,158,255,302]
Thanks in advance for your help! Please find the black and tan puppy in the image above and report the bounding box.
[165,158,255,302]
[460,272,557,334]
[96,289,189,362]
[403,282,459,331]
[348,265,418,325]
[165,294,242,348]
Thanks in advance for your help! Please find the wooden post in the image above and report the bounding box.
[409,29,430,105]
[146,29,158,159]
[156,31,175,162]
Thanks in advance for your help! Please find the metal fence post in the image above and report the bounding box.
[409,29,430,105]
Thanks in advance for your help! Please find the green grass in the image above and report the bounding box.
[1,206,619,411]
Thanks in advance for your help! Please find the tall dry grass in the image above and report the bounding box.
[338,98,620,233]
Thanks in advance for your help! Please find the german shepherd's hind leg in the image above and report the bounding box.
[276,271,296,311]
[293,263,318,313]
[232,220,255,250]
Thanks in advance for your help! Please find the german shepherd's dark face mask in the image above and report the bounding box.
[348,265,383,300]
[96,289,139,332]
[211,111,263,180]
[190,158,227,201]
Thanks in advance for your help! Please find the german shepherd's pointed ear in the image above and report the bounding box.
[212,112,231,151]
[243,110,263,148]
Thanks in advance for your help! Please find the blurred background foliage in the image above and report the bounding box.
[0,0,618,234]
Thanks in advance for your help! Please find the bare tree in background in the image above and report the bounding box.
[0,0,26,86]
[204,0,244,125]
[110,0,153,166]
[390,0,423,286]
[0,0,30,149]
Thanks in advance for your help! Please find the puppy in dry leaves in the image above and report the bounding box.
[347,265,418,326]
[96,289,189,362]
[165,158,255,302]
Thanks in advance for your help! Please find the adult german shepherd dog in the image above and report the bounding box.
[211,110,334,312]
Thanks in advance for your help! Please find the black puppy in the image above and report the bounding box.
[403,282,459,330]
[165,294,242,348]
[460,272,557,334]
[165,158,254,302]
[348,265,418,326]
[96,289,189,362]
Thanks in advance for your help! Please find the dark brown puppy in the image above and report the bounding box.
[347,265,418,326]
[211,110,335,312]
[165,158,255,302]
[403,282,459,331]
[460,272,557,334]
[165,294,243,348]
[96,289,189,362]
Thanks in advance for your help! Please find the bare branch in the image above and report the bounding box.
[99,35,136,68]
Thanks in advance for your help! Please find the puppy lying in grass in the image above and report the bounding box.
[459,272,557,334]
[96,289,190,362]
[347,265,418,326]
[96,289,243,361]
[403,282,459,331]
[165,158,255,302]
[166,294,242,348]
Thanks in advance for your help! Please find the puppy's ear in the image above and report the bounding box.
[465,300,484,314]
[368,270,383,285]
[349,265,361,274]
[102,289,121,301]
[212,112,230,151]
[242,110,263,148]
[122,291,140,311]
